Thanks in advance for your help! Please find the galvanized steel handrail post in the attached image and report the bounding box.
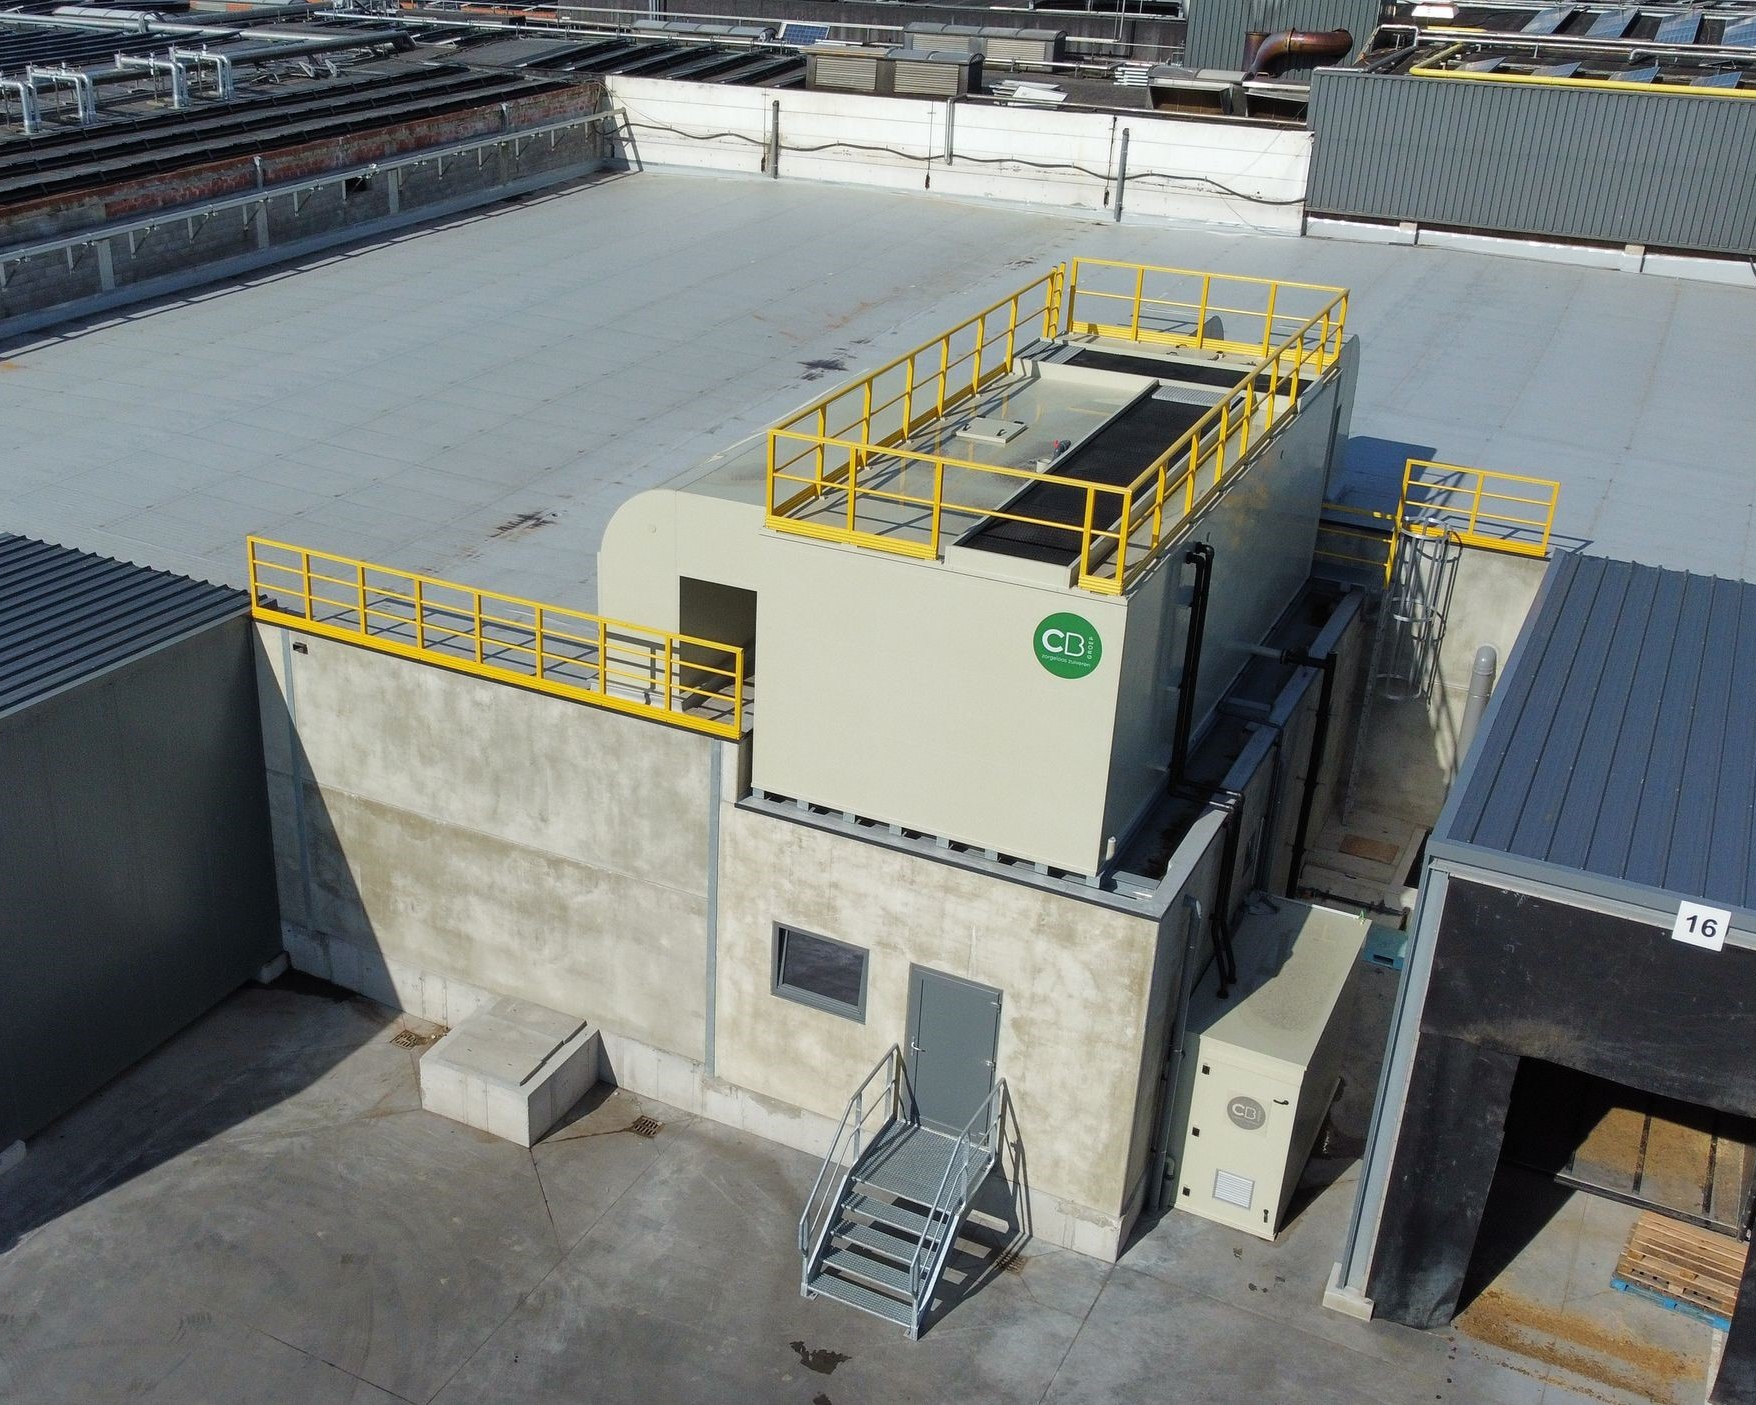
[798,1046,902,1285]
[906,1076,1007,1337]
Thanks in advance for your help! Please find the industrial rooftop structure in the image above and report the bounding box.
[4,0,1756,1400]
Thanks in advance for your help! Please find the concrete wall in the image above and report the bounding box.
[715,797,1184,1256]
[255,616,1212,1257]
[1350,548,1548,828]
[255,623,719,1059]
[605,76,1312,234]
[0,618,281,1148]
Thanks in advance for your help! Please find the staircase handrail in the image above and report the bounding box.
[906,1076,1006,1326]
[798,1044,903,1272]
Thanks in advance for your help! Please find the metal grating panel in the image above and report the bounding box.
[1436,554,1756,914]
[0,534,244,720]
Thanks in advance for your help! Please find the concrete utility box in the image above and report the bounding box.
[1173,899,1366,1239]
[420,997,601,1147]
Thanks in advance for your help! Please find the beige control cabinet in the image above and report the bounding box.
[1172,900,1367,1240]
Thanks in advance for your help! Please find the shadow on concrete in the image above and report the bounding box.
[921,1085,1031,1337]
[1333,435,1439,512]
[1457,1164,1576,1313]
[0,644,395,1259]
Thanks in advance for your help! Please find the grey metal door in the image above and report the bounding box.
[906,967,1002,1134]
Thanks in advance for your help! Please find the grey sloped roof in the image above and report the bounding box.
[0,534,245,720]
[1436,552,1756,912]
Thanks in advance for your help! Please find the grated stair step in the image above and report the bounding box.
[822,1245,914,1299]
[806,1269,914,1328]
[834,1219,925,1265]
[845,1192,932,1238]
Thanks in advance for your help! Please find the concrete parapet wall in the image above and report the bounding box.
[256,623,717,1064]
[605,76,1310,234]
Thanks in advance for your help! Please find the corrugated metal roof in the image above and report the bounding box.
[0,534,246,720]
[1438,552,1756,911]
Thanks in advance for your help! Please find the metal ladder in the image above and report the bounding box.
[797,1046,1004,1338]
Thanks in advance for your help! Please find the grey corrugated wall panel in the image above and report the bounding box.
[1185,0,1377,75]
[1308,68,1756,257]
[0,534,245,720]
[1432,553,1756,914]
[0,615,281,1147]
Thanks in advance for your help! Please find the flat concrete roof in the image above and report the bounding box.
[6,167,1756,611]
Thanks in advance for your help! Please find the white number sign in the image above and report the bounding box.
[1672,900,1730,952]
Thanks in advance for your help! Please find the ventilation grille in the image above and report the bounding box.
[1213,1169,1255,1209]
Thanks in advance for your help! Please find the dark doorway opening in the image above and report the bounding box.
[1502,1060,1756,1238]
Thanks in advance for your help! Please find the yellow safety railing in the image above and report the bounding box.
[1063,258,1350,365]
[246,537,745,739]
[1315,502,1397,579]
[764,260,1349,595]
[767,268,1065,517]
[1398,459,1559,560]
[1408,44,1756,101]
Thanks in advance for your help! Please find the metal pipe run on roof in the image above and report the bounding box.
[1375,19,1756,63]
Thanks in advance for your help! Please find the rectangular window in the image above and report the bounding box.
[773,925,867,1021]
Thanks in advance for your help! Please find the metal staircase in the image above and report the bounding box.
[798,1046,1004,1338]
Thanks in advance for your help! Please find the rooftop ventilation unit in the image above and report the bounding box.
[805,45,981,96]
[903,22,1066,65]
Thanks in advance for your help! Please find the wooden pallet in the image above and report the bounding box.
[1612,1212,1748,1330]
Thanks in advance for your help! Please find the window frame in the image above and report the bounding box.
[771,923,869,1022]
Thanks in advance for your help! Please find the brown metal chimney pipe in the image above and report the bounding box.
[1244,27,1354,78]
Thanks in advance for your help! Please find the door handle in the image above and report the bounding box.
[909,1042,923,1053]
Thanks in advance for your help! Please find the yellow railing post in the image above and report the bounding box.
[1262,282,1278,356]
[534,606,545,681]
[355,563,368,636]
[472,591,484,664]
[1196,274,1211,348]
[816,407,827,492]
[597,618,609,695]
[1005,295,1018,369]
[300,548,313,621]
[1469,474,1484,536]
[414,578,426,650]
[1079,490,1096,583]
[937,337,949,416]
[930,459,946,558]
[662,635,673,712]
[1116,492,1132,587]
[1217,400,1229,480]
[973,315,986,395]
[847,447,859,533]
[1130,265,1145,342]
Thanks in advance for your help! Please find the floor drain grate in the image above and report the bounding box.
[629,1116,663,1139]
[392,1028,437,1049]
